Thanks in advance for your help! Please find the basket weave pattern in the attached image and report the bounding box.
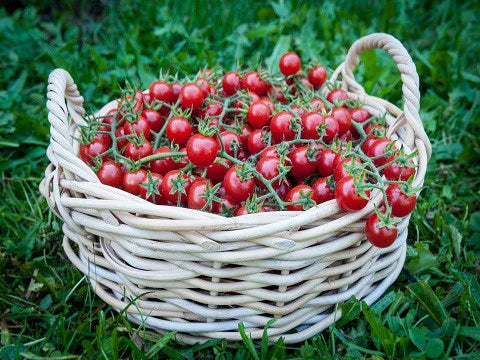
[40,33,431,344]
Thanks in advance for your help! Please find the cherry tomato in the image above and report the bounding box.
[256,156,280,188]
[223,166,255,202]
[331,107,352,135]
[171,82,182,102]
[149,81,174,115]
[365,212,397,248]
[115,126,128,150]
[326,88,349,106]
[166,116,192,145]
[312,177,335,204]
[213,195,239,215]
[350,107,371,124]
[123,116,151,140]
[279,52,301,76]
[149,147,176,175]
[247,100,271,128]
[217,131,242,156]
[317,148,341,177]
[239,123,253,148]
[119,90,144,115]
[290,105,307,118]
[122,169,147,195]
[386,184,417,217]
[334,157,362,182]
[161,170,191,205]
[201,102,223,119]
[366,138,392,166]
[80,140,109,165]
[247,129,268,154]
[206,158,231,184]
[310,98,325,112]
[288,145,318,181]
[274,179,292,200]
[97,160,123,188]
[259,97,276,112]
[149,81,174,103]
[103,108,118,125]
[124,140,153,161]
[187,178,212,210]
[196,77,211,97]
[308,65,327,89]
[270,111,296,142]
[267,85,286,103]
[301,112,323,139]
[243,71,270,96]
[175,146,189,169]
[138,172,165,204]
[186,134,218,167]
[260,146,279,159]
[285,185,318,211]
[362,134,385,154]
[383,158,415,181]
[235,205,266,216]
[92,125,111,147]
[222,71,242,96]
[335,176,370,211]
[179,83,205,110]
[141,109,163,133]
[321,116,340,143]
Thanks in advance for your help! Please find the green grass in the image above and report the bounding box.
[1,0,479,358]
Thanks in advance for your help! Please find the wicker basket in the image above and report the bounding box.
[40,33,431,344]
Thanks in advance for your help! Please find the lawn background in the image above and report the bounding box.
[0,0,479,358]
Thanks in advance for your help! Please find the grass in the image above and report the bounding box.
[0,0,479,358]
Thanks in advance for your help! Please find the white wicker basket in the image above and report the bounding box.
[40,33,431,344]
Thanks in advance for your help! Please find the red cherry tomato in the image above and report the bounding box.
[335,176,370,211]
[223,166,255,202]
[285,185,318,211]
[200,102,223,119]
[186,134,218,167]
[179,83,206,110]
[270,111,297,142]
[196,77,211,97]
[213,195,239,215]
[260,146,279,159]
[288,145,318,181]
[312,177,335,204]
[310,97,325,112]
[365,212,397,248]
[124,140,153,161]
[301,112,323,139]
[222,71,242,96]
[267,85,286,103]
[138,172,165,204]
[149,147,177,175]
[317,148,341,177]
[122,169,147,195]
[350,107,371,124]
[217,131,242,156]
[141,109,163,133]
[123,116,151,140]
[115,126,128,150]
[171,82,182,102]
[79,140,109,166]
[97,160,123,188]
[93,125,112,147]
[334,157,362,182]
[274,179,292,200]
[247,129,268,154]
[326,88,349,106]
[239,123,253,148]
[187,178,212,210]
[308,65,327,89]
[235,205,266,216]
[386,184,417,217]
[206,158,231,184]
[166,116,192,145]
[243,71,270,96]
[149,81,174,115]
[247,100,271,129]
[161,170,191,205]
[383,158,416,181]
[290,105,307,119]
[256,156,281,188]
[279,52,301,76]
[366,138,392,166]
[331,107,352,135]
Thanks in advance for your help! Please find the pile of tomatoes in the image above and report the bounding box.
[78,51,418,248]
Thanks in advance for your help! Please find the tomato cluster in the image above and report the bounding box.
[78,52,419,248]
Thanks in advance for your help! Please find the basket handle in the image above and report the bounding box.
[47,69,87,146]
[341,33,431,158]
